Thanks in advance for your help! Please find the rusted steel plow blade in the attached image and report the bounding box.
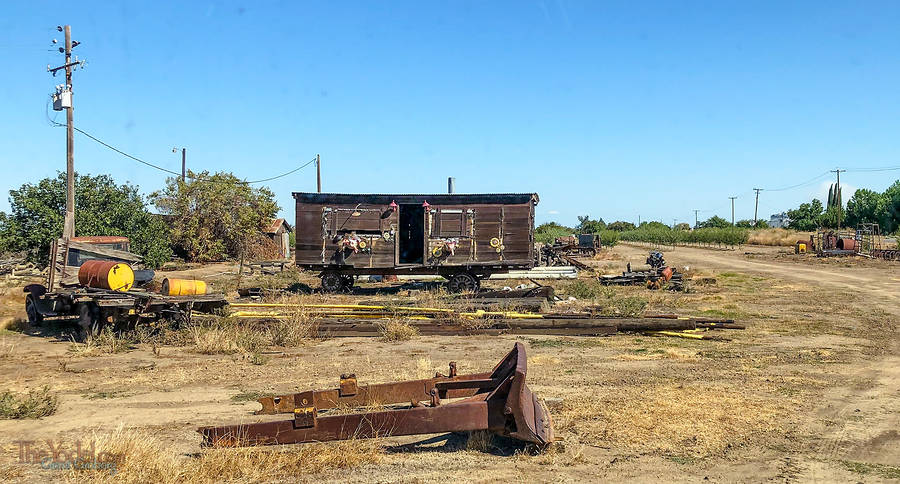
[198,342,553,447]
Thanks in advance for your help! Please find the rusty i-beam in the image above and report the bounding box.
[198,343,554,447]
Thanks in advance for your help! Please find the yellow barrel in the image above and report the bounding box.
[78,260,135,292]
[161,278,207,296]
[796,243,806,254]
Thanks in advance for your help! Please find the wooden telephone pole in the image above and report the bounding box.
[316,153,322,193]
[753,188,763,224]
[729,196,737,225]
[48,25,84,239]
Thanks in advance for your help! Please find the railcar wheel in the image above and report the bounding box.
[25,295,43,325]
[321,272,345,293]
[447,273,479,293]
[340,275,355,291]
[78,303,102,339]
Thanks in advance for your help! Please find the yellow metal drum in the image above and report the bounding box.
[161,278,207,296]
[78,260,135,292]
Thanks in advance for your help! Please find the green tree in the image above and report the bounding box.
[674,222,691,231]
[0,172,171,267]
[640,221,670,230]
[699,215,730,229]
[151,171,279,262]
[845,189,883,227]
[736,219,754,228]
[754,220,769,228]
[607,221,636,231]
[535,222,573,244]
[820,206,841,228]
[576,215,606,233]
[826,183,842,210]
[879,181,900,233]
[787,199,824,231]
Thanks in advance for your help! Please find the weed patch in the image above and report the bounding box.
[269,310,319,346]
[0,386,58,419]
[376,319,419,342]
[65,426,382,482]
[839,460,900,479]
[231,391,269,403]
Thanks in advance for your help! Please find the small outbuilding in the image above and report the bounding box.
[264,218,293,259]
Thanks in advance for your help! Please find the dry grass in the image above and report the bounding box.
[68,328,135,357]
[65,426,383,483]
[376,318,419,342]
[0,340,15,358]
[188,320,266,355]
[748,228,811,247]
[0,462,24,480]
[0,385,58,419]
[269,310,320,347]
[464,430,496,452]
[555,383,784,457]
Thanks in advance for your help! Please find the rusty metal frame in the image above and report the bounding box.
[198,342,553,447]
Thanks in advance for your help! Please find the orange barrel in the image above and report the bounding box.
[660,267,673,281]
[78,260,135,292]
[161,278,207,296]
[837,238,857,251]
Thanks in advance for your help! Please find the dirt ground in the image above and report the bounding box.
[1,244,899,482]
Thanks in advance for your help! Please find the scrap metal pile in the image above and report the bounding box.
[199,342,554,447]
[599,251,685,290]
[538,234,600,271]
[812,224,900,261]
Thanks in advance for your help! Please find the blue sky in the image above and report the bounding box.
[2,1,899,227]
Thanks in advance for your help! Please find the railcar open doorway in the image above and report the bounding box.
[398,204,425,264]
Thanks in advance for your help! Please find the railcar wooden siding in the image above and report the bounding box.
[293,193,538,272]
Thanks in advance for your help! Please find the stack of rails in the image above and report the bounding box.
[216,303,743,338]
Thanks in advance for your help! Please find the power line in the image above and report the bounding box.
[73,126,182,176]
[845,165,900,173]
[243,157,318,183]
[53,123,316,184]
[762,171,831,192]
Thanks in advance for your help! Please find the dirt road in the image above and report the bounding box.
[618,243,900,316]
[618,242,900,476]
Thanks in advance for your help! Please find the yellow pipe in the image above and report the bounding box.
[230,303,456,313]
[229,311,434,321]
[646,331,706,340]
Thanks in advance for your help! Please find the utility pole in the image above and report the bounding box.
[672,218,677,229]
[693,210,700,229]
[447,177,455,194]
[48,25,84,239]
[753,188,763,225]
[316,153,321,193]
[830,168,846,228]
[173,147,186,181]
[729,196,737,226]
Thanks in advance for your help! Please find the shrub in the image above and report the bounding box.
[376,319,419,342]
[535,222,574,244]
[620,227,748,247]
[0,386,58,419]
[598,230,620,247]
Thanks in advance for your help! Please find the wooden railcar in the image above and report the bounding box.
[293,192,539,291]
